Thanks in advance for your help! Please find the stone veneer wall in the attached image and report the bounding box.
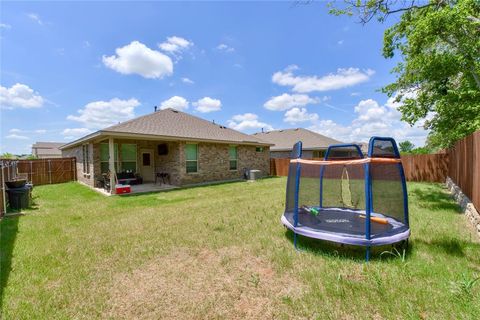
[61,143,94,187]
[177,142,270,186]
[65,139,269,188]
[446,177,480,238]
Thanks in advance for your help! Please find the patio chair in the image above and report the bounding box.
[155,172,170,185]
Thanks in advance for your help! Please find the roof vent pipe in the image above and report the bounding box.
[154,106,158,112]
[261,127,264,133]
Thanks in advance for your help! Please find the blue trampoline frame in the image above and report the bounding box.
[285,136,410,261]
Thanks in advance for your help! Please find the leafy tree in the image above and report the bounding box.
[330,0,480,148]
[25,154,38,160]
[410,146,434,154]
[399,140,415,152]
[0,152,16,159]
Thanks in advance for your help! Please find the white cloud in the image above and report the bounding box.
[193,97,222,113]
[160,96,189,111]
[0,83,44,109]
[284,107,319,124]
[62,128,92,136]
[27,13,43,25]
[272,67,375,93]
[0,23,11,29]
[6,134,29,140]
[216,43,235,52]
[8,128,46,134]
[67,98,140,129]
[102,41,173,79]
[264,93,318,111]
[181,77,194,84]
[308,97,429,146]
[158,36,193,56]
[227,113,273,132]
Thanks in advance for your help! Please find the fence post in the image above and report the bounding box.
[48,159,52,184]
[30,161,33,184]
[1,164,6,216]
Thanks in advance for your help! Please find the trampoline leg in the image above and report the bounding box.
[366,246,371,262]
[293,232,298,250]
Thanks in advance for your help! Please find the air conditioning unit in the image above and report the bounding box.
[248,169,262,181]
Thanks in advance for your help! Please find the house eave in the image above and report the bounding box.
[60,130,273,150]
[271,146,329,152]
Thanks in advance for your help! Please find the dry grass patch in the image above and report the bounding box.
[105,247,304,319]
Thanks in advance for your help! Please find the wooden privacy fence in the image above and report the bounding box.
[271,155,448,182]
[0,158,77,217]
[269,130,480,211]
[447,131,480,211]
[401,153,449,182]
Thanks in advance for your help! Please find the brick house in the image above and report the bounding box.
[32,142,64,159]
[60,108,272,194]
[252,128,341,159]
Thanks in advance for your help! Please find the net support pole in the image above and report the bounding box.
[319,165,325,208]
[293,161,301,250]
[398,163,409,227]
[364,162,372,262]
[291,141,303,251]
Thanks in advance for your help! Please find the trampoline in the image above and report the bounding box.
[281,136,410,260]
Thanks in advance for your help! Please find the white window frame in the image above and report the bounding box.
[120,143,138,173]
[229,145,238,171]
[185,143,198,174]
[82,144,90,175]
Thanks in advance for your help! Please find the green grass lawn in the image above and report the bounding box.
[1,178,479,319]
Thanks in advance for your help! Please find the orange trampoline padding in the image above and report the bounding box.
[290,157,402,166]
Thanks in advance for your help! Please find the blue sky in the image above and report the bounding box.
[0,1,428,154]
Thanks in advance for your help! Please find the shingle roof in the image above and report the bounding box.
[32,142,63,156]
[32,142,64,149]
[62,108,271,149]
[252,128,342,151]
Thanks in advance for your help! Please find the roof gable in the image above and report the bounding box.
[62,108,271,149]
[252,128,342,151]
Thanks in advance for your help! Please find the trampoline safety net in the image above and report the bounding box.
[284,137,409,244]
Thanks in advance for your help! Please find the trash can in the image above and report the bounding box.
[6,185,31,210]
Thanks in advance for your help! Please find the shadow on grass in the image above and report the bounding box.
[284,229,412,262]
[414,237,480,258]
[0,215,20,310]
[411,186,461,212]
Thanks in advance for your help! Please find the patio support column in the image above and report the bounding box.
[109,137,116,194]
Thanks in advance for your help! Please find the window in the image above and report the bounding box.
[256,147,264,152]
[313,150,326,159]
[229,146,238,170]
[82,144,90,174]
[185,144,198,173]
[100,143,118,174]
[142,153,151,166]
[121,144,137,172]
[100,143,137,173]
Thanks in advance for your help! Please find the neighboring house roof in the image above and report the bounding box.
[32,142,64,157]
[61,108,272,149]
[252,128,342,151]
